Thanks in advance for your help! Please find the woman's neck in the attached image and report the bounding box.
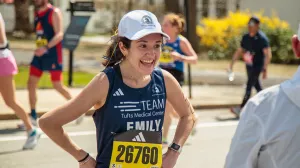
[249,30,258,37]
[168,33,178,43]
[37,3,50,13]
[120,60,150,87]
[119,60,151,88]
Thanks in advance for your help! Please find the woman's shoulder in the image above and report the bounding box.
[93,72,109,85]
[159,69,176,83]
[102,65,119,77]
[178,35,190,47]
[178,35,188,42]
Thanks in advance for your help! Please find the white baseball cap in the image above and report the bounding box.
[118,10,170,41]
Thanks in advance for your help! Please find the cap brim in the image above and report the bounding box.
[126,29,170,41]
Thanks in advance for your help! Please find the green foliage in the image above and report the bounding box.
[197,11,298,64]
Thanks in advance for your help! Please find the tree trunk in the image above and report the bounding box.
[164,0,180,14]
[235,0,241,11]
[127,0,133,11]
[14,0,32,34]
[202,0,209,17]
[185,0,199,53]
[111,0,120,34]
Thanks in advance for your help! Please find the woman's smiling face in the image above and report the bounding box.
[120,33,163,75]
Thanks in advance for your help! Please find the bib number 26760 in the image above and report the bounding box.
[110,130,162,168]
[116,144,159,164]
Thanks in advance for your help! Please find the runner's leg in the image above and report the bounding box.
[28,66,42,120]
[0,75,41,149]
[51,71,71,100]
[0,75,33,131]
[241,68,260,108]
[254,70,263,93]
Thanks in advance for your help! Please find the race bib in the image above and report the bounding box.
[110,130,162,168]
[243,51,254,65]
[159,52,173,64]
[159,46,174,64]
[36,36,48,48]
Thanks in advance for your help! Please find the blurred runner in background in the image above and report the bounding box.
[0,12,41,150]
[159,13,198,146]
[18,0,84,130]
[225,31,300,168]
[229,16,272,117]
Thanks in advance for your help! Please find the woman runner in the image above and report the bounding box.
[159,13,198,145]
[39,10,196,168]
[0,12,41,150]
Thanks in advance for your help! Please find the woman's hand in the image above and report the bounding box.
[79,156,97,168]
[34,47,48,57]
[170,51,184,62]
[162,150,180,168]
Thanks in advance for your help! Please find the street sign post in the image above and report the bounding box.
[63,16,90,51]
[184,0,193,99]
[64,0,95,87]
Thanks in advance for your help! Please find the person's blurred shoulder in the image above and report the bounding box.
[258,30,269,41]
[241,85,280,118]
[178,34,188,42]
[249,85,280,106]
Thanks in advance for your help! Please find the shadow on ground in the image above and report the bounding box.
[215,116,239,121]
[0,128,24,135]
[0,149,23,155]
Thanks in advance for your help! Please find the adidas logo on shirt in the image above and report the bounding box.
[113,88,124,96]
[132,132,146,142]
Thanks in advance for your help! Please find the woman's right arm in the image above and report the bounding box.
[39,72,109,161]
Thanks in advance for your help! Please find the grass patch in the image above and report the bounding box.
[15,66,96,89]
[193,60,298,78]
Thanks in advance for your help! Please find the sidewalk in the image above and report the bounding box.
[0,85,246,120]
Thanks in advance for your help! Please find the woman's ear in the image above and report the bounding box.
[119,42,128,57]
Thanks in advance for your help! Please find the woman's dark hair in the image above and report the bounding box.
[102,36,131,67]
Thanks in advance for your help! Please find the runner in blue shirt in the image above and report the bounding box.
[39,10,196,168]
[159,13,198,146]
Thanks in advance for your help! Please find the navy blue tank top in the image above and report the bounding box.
[93,65,166,168]
[34,5,63,66]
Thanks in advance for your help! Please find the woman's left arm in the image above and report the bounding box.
[179,36,198,64]
[162,70,197,167]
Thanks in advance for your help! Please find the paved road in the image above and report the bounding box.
[0,109,238,168]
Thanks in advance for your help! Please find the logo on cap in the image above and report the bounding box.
[141,15,155,28]
[142,15,153,24]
